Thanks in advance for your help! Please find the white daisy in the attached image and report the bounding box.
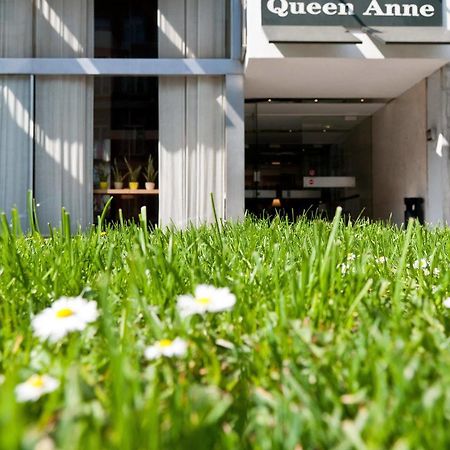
[413,259,428,270]
[443,298,450,309]
[32,296,99,343]
[144,338,188,360]
[339,263,349,275]
[177,285,236,317]
[15,374,59,402]
[433,268,441,277]
[347,253,356,262]
[376,256,387,264]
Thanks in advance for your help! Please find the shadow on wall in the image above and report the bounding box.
[0,76,92,232]
[0,77,32,230]
[35,0,93,58]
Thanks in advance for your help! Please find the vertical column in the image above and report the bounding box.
[0,0,33,228]
[427,67,450,225]
[225,74,245,221]
[158,0,188,227]
[34,0,94,230]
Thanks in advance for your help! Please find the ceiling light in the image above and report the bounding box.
[314,99,319,103]
[272,161,281,166]
[360,99,365,102]
[272,198,282,208]
[268,98,272,102]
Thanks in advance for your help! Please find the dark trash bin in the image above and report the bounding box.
[404,197,424,225]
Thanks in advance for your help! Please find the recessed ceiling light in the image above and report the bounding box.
[268,98,272,102]
[360,99,365,102]
[314,99,319,103]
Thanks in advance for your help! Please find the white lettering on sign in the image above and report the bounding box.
[267,0,355,17]
[266,0,435,18]
[363,0,435,16]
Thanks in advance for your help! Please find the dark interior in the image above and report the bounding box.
[93,0,159,224]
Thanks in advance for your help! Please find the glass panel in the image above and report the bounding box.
[95,0,157,58]
[245,101,373,220]
[94,76,159,224]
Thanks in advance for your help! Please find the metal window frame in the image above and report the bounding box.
[0,58,243,76]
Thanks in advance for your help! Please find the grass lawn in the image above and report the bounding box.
[0,207,449,450]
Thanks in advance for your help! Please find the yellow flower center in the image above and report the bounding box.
[196,297,212,305]
[28,376,44,388]
[56,308,75,318]
[159,339,173,348]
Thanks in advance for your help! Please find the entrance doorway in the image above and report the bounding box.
[245,99,382,220]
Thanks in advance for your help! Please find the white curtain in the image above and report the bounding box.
[0,0,33,228]
[34,0,94,230]
[35,77,93,230]
[35,0,93,58]
[0,0,33,57]
[0,78,32,227]
[158,0,227,228]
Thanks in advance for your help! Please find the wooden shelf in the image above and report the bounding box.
[94,189,159,195]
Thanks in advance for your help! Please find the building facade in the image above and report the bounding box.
[1,0,450,228]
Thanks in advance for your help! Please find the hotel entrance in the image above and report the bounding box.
[244,0,450,225]
[245,99,377,220]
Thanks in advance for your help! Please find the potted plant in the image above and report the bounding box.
[143,154,158,190]
[112,159,126,189]
[125,158,141,190]
[98,164,109,190]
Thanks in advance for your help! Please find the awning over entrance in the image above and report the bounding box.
[263,25,362,43]
[371,27,450,44]
[263,25,450,45]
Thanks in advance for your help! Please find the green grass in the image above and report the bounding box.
[1,205,450,450]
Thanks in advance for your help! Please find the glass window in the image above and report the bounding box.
[95,0,158,58]
[94,76,159,224]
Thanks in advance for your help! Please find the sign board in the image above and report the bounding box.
[262,0,443,27]
[303,177,356,188]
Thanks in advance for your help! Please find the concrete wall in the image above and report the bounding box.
[341,118,373,219]
[372,81,427,225]
[427,68,450,225]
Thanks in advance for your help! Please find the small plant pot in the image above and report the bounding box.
[99,181,109,190]
[145,182,156,191]
[129,181,139,190]
[114,182,123,189]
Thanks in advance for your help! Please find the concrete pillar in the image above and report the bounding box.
[426,67,450,225]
